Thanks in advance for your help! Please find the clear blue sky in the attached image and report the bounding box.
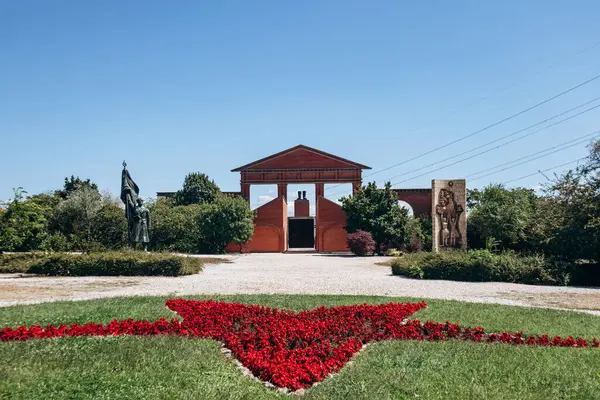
[1,1,599,214]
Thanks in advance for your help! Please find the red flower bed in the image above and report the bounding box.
[1,299,598,390]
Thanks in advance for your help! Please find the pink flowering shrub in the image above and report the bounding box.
[347,230,376,256]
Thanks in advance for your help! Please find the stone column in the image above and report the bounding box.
[352,181,361,195]
[431,179,467,252]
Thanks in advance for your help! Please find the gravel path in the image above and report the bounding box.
[1,253,599,314]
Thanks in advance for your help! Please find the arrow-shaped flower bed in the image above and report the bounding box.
[1,299,598,390]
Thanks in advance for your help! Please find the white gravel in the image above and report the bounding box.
[1,253,599,315]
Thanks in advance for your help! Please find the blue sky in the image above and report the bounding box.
[1,1,599,214]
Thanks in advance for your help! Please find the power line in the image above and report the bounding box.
[306,43,600,199]
[501,157,589,185]
[385,103,600,186]
[466,131,600,180]
[468,131,600,182]
[376,98,600,184]
[325,101,600,199]
[320,72,600,196]
[363,73,600,179]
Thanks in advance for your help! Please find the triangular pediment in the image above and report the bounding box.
[231,145,370,171]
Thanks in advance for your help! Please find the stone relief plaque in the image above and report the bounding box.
[432,179,466,252]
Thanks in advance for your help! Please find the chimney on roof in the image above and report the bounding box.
[294,192,309,217]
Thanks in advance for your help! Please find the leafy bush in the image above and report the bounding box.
[405,217,432,252]
[391,250,568,286]
[404,264,424,279]
[537,142,600,263]
[40,233,71,252]
[347,230,376,256]
[149,200,204,253]
[196,195,255,254]
[150,195,254,254]
[0,192,52,252]
[341,182,410,253]
[90,202,127,249]
[384,248,403,257]
[467,184,538,251]
[30,252,204,276]
[0,252,49,273]
[569,263,600,287]
[49,186,102,247]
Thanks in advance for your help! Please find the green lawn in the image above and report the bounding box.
[1,295,600,399]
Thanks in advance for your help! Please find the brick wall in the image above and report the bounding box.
[316,197,349,252]
[226,196,287,253]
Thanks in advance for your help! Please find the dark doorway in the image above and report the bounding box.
[288,218,315,248]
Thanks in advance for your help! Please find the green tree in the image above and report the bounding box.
[196,195,255,253]
[55,176,99,199]
[29,193,61,217]
[467,184,538,251]
[406,216,432,252]
[341,182,410,253]
[538,139,600,262]
[0,188,50,251]
[149,199,204,253]
[28,192,65,251]
[49,186,103,248]
[90,201,128,249]
[175,172,221,205]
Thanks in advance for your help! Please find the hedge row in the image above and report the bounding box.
[0,253,48,273]
[390,250,571,286]
[0,252,204,277]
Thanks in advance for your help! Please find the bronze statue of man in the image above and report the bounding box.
[120,162,150,250]
[132,198,150,249]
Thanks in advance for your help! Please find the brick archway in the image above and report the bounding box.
[229,145,370,253]
[393,189,433,219]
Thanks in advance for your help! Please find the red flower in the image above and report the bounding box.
[1,299,597,390]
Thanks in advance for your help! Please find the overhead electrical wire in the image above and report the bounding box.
[466,131,600,180]
[324,101,600,199]
[356,72,600,180]
[387,105,600,187]
[376,98,600,184]
[467,130,600,182]
[501,157,589,185]
[318,72,600,198]
[301,43,600,200]
[274,43,600,203]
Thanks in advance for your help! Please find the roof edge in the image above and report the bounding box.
[231,144,371,172]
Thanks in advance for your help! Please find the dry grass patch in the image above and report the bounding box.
[0,280,140,302]
[498,290,600,311]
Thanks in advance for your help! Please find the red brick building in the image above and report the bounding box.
[159,144,436,253]
[225,145,433,253]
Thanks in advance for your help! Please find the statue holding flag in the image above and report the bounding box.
[121,161,150,250]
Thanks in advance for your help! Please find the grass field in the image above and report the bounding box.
[1,294,600,399]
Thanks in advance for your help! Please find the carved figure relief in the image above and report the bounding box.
[435,188,464,248]
[441,216,450,247]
